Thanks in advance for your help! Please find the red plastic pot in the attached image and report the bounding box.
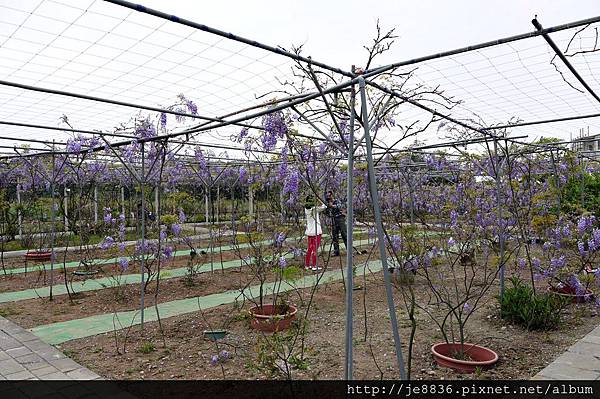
[547,286,594,303]
[249,304,298,333]
[24,251,52,261]
[431,342,498,373]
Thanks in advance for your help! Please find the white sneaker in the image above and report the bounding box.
[311,266,323,271]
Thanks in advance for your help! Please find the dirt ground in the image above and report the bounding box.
[0,246,371,329]
[58,266,600,380]
[0,244,249,293]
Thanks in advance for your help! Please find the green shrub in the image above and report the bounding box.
[138,342,156,354]
[499,276,568,330]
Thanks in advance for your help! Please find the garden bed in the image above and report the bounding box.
[58,269,600,380]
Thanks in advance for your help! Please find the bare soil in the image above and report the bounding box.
[0,251,368,329]
[58,267,600,380]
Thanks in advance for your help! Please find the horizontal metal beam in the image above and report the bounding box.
[0,79,260,130]
[532,18,600,104]
[363,15,600,78]
[104,0,353,78]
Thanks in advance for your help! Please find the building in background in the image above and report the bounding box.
[571,127,600,157]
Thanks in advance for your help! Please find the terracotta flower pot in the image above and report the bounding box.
[431,342,498,373]
[24,251,52,261]
[249,304,298,333]
[547,286,594,303]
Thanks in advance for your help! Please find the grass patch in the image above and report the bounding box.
[138,342,156,354]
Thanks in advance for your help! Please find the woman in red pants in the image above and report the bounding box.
[304,195,326,271]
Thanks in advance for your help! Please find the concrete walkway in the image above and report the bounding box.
[533,324,600,380]
[0,316,101,380]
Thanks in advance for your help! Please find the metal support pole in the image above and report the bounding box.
[580,155,586,209]
[216,186,220,224]
[280,187,285,224]
[205,188,210,223]
[344,75,356,380]
[407,170,415,226]
[49,142,56,300]
[533,18,600,105]
[358,77,406,379]
[494,140,505,298]
[63,186,69,231]
[248,186,254,219]
[93,185,98,224]
[121,186,125,218]
[154,186,159,217]
[549,150,561,214]
[16,180,22,237]
[140,143,146,331]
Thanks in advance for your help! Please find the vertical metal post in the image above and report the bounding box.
[248,186,254,219]
[120,186,125,217]
[344,75,356,380]
[407,170,415,226]
[49,142,56,300]
[16,180,22,238]
[154,186,159,217]
[580,155,586,209]
[205,188,209,223]
[216,186,220,223]
[494,139,505,297]
[93,185,98,224]
[63,186,69,231]
[550,150,561,215]
[280,186,285,224]
[140,143,146,331]
[358,76,406,379]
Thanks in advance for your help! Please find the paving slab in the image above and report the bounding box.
[534,322,600,380]
[0,316,102,381]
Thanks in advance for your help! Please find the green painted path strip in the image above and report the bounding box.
[3,241,256,276]
[29,260,383,345]
[0,239,372,304]
[4,232,365,276]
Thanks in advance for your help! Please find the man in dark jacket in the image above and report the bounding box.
[325,190,348,256]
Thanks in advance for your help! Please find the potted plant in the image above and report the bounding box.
[235,217,298,333]
[419,162,507,373]
[535,215,597,303]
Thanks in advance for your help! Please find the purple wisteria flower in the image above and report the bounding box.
[261,110,288,151]
[178,209,187,223]
[103,208,114,224]
[390,235,402,252]
[279,256,287,268]
[275,232,286,247]
[578,215,596,234]
[210,355,219,366]
[100,236,114,250]
[171,223,182,237]
[163,246,174,260]
[463,302,473,314]
[118,258,129,271]
[239,166,247,182]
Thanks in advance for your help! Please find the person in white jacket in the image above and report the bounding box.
[304,195,326,271]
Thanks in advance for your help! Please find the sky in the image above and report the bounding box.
[2,0,600,152]
[140,0,600,71]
